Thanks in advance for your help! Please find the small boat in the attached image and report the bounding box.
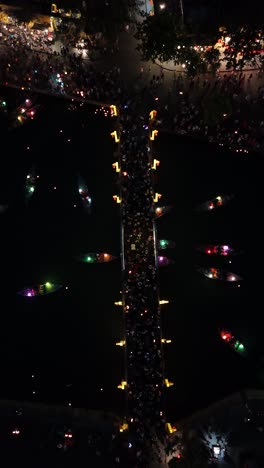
[17,282,63,297]
[158,239,176,250]
[18,97,36,111]
[157,256,175,267]
[25,166,39,202]
[78,175,92,213]
[220,329,247,355]
[155,205,171,218]
[0,98,7,112]
[197,266,242,281]
[75,253,117,264]
[197,244,235,256]
[196,194,234,212]
[13,98,40,127]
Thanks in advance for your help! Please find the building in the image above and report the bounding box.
[0,399,119,467]
[168,389,264,467]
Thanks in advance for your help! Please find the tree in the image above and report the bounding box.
[135,10,193,63]
[135,10,221,76]
[183,48,207,76]
[223,26,264,70]
[203,48,221,74]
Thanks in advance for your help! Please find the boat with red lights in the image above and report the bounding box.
[75,253,117,263]
[197,244,235,256]
[155,205,172,218]
[219,329,247,355]
[197,266,242,281]
[196,194,234,212]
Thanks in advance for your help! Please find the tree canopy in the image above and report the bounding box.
[135,10,195,63]
[223,26,263,70]
[135,11,264,75]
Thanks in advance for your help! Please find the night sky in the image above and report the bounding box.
[1,87,263,423]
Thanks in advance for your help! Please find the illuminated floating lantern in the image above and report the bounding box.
[158,256,175,267]
[196,194,234,212]
[78,175,92,213]
[17,282,63,297]
[197,244,235,256]
[197,266,242,282]
[75,253,117,264]
[155,205,171,218]
[25,165,39,202]
[159,239,175,250]
[220,328,247,355]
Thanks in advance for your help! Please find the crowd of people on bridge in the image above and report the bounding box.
[116,102,167,467]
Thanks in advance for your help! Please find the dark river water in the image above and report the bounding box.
[0,87,263,422]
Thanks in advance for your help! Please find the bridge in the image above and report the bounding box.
[112,106,174,467]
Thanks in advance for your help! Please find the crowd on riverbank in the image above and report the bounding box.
[0,20,53,53]
[154,71,264,153]
[1,17,264,155]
